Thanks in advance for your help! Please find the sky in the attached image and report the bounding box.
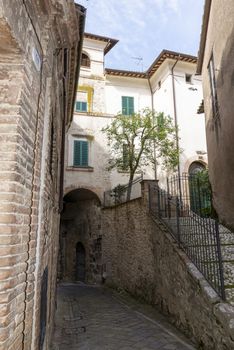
[75,0,205,72]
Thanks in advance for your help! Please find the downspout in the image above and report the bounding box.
[148,76,158,180]
[171,57,182,201]
[171,57,181,174]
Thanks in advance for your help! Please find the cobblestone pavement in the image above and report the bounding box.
[51,283,196,350]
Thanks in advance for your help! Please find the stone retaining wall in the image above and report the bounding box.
[102,183,234,349]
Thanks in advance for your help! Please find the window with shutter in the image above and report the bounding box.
[75,91,88,112]
[121,96,134,115]
[73,140,89,167]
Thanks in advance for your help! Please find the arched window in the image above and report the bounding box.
[188,161,205,175]
[188,161,210,217]
[81,53,90,68]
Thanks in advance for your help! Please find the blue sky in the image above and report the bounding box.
[75,0,205,71]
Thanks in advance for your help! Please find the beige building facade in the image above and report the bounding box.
[0,1,85,349]
[197,0,234,230]
[60,33,208,286]
[65,34,207,201]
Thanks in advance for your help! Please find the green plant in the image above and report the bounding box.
[102,108,179,200]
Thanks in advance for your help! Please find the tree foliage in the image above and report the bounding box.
[102,108,180,199]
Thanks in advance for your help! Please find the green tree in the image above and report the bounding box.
[102,108,179,200]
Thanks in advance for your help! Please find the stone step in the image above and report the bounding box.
[224,288,234,305]
[221,245,234,261]
[223,261,234,285]
[219,225,234,246]
[222,260,234,304]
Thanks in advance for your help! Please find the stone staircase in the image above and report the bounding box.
[159,215,234,304]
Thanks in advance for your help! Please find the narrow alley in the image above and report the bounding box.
[51,284,196,350]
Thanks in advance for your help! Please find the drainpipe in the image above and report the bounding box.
[148,76,158,180]
[171,57,182,202]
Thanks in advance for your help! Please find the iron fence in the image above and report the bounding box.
[149,175,226,300]
[103,174,143,207]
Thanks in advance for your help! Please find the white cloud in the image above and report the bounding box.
[75,0,203,70]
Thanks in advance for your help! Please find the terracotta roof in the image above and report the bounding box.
[105,50,197,79]
[146,50,197,78]
[197,0,212,74]
[84,32,118,55]
[105,68,146,79]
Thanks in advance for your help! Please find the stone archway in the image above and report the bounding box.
[59,188,103,283]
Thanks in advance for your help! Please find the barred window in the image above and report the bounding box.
[81,53,90,68]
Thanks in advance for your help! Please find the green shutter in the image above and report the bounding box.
[128,97,134,115]
[73,140,88,167]
[122,96,127,115]
[73,140,81,166]
[75,101,80,111]
[81,141,88,166]
[122,96,134,115]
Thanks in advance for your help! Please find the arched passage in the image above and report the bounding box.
[59,188,102,283]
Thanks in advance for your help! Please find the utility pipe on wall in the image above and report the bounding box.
[171,57,181,176]
[171,57,183,203]
[148,77,158,180]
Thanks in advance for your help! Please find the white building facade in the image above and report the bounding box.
[64,33,207,202]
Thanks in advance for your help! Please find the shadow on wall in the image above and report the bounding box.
[207,25,234,230]
[58,188,103,284]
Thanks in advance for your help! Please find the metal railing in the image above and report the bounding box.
[103,174,143,207]
[149,175,226,300]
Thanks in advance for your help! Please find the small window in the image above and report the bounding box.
[73,140,89,167]
[185,74,192,84]
[158,80,161,89]
[75,91,88,112]
[122,96,134,115]
[208,54,219,119]
[75,101,87,112]
[81,53,90,68]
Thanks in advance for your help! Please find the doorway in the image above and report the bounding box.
[76,242,86,281]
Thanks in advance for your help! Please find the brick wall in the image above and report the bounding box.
[102,183,234,349]
[0,1,84,349]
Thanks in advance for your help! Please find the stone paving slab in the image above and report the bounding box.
[50,283,197,350]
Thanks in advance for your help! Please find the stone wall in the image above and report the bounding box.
[102,183,234,350]
[0,1,84,349]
